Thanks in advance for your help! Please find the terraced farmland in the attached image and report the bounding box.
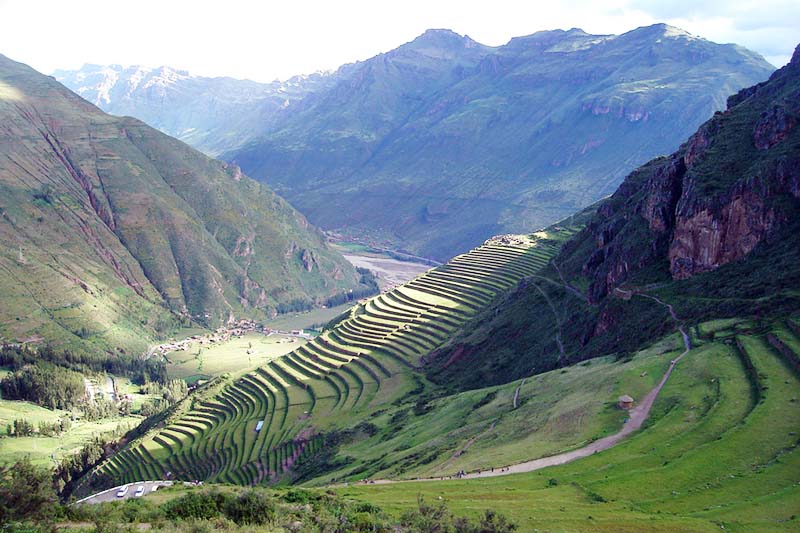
[80,231,573,492]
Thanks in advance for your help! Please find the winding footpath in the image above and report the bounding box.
[370,294,691,484]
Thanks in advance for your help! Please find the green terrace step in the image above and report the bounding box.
[91,233,566,488]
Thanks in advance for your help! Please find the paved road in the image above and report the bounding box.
[105,376,116,401]
[75,481,172,504]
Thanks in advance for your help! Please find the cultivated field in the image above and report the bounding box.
[0,397,143,466]
[78,229,575,493]
[260,302,354,332]
[0,373,159,465]
[165,333,306,382]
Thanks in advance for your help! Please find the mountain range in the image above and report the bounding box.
[67,43,800,522]
[56,24,776,261]
[52,64,337,157]
[428,43,800,391]
[0,54,367,355]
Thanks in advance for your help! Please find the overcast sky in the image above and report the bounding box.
[0,0,797,82]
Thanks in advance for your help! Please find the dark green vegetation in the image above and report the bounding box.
[1,344,167,384]
[0,465,517,532]
[0,55,370,355]
[0,458,58,525]
[427,42,800,391]
[0,364,84,410]
[226,25,772,260]
[75,230,571,495]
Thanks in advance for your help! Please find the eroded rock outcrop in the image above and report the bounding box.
[580,43,800,300]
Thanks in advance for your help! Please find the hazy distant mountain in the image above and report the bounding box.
[429,42,800,390]
[229,25,774,260]
[56,25,775,261]
[0,55,366,354]
[53,64,336,156]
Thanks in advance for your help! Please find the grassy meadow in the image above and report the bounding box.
[336,320,800,531]
[261,302,355,332]
[0,397,143,466]
[164,333,306,382]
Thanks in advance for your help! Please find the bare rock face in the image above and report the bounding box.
[754,105,797,150]
[579,43,800,301]
[300,249,316,272]
[669,192,778,279]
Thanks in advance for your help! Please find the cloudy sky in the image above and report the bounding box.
[0,0,797,81]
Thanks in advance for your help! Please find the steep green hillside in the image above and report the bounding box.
[229,24,773,260]
[340,319,800,531]
[0,55,367,355]
[427,43,800,390]
[71,227,573,496]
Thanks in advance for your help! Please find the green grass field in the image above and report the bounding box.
[336,321,800,531]
[302,334,680,483]
[261,303,355,332]
[165,333,306,380]
[0,399,143,467]
[0,372,162,466]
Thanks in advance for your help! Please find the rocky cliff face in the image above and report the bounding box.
[579,44,800,300]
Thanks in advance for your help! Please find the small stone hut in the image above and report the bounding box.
[618,394,634,410]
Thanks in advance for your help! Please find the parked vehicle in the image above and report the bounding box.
[134,485,145,497]
[116,485,128,498]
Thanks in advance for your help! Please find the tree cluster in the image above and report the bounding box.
[0,344,167,385]
[0,458,58,525]
[80,398,119,421]
[0,364,85,410]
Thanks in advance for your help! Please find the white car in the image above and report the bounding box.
[116,485,129,498]
[134,485,145,497]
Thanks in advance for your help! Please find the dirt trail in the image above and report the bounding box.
[366,296,691,484]
[512,378,527,409]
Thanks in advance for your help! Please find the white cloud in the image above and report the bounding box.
[0,0,796,81]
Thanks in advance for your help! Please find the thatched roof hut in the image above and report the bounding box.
[618,394,634,409]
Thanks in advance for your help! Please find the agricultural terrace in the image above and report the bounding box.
[78,229,574,492]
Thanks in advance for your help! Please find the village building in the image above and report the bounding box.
[618,394,635,409]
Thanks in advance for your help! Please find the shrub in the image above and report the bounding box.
[223,490,275,525]
[0,458,59,523]
[162,491,223,521]
[472,391,497,410]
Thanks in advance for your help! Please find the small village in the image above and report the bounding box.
[149,319,312,358]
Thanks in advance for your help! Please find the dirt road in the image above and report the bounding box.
[367,307,692,484]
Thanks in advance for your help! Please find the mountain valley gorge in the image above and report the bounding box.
[1,19,798,532]
[57,24,775,261]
